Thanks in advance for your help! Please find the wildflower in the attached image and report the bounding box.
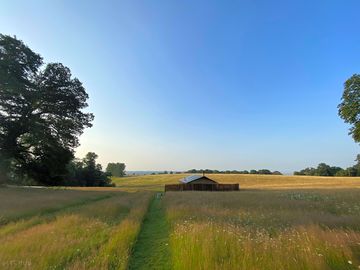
[348,260,352,265]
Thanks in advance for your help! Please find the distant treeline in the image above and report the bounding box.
[186,169,282,175]
[150,171,182,175]
[294,156,360,177]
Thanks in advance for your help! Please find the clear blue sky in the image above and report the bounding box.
[2,1,360,173]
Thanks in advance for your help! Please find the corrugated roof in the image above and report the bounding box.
[180,175,207,184]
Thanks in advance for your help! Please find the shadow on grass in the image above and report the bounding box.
[128,194,172,270]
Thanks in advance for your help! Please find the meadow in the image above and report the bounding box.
[115,174,360,269]
[0,187,152,270]
[1,174,360,269]
[164,189,360,269]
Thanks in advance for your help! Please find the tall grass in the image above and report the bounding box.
[0,187,115,225]
[164,190,360,269]
[0,191,152,270]
[2,175,360,269]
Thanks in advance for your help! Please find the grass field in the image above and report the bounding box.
[164,189,360,269]
[113,173,360,191]
[1,174,360,269]
[0,187,152,269]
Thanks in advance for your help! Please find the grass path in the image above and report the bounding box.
[128,193,172,270]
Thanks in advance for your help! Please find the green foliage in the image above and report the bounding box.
[106,162,126,177]
[65,152,113,187]
[0,34,93,185]
[294,159,360,177]
[257,169,272,175]
[338,74,360,143]
[186,169,282,175]
[315,163,342,176]
[294,167,317,176]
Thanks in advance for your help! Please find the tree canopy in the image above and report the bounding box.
[106,162,126,177]
[0,34,94,185]
[186,169,282,175]
[338,74,360,143]
[65,152,113,186]
[294,160,360,177]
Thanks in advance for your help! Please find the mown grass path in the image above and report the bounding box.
[128,193,171,270]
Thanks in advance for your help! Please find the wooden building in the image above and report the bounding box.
[165,175,239,192]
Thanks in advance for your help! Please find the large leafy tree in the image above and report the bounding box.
[338,74,360,143]
[0,34,93,185]
[106,162,126,177]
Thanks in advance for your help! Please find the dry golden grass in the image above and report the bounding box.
[2,174,360,269]
[0,189,152,270]
[113,173,360,191]
[164,189,360,269]
[113,174,185,191]
[0,187,119,225]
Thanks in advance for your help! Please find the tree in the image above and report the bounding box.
[64,153,113,186]
[0,34,93,185]
[315,163,332,176]
[257,169,272,175]
[329,166,343,176]
[81,152,111,186]
[65,158,85,186]
[338,74,360,143]
[294,167,317,176]
[106,162,126,177]
[294,163,346,176]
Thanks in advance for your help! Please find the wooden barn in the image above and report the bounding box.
[165,175,239,192]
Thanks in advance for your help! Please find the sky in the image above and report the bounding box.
[1,1,360,173]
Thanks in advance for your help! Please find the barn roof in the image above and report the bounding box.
[179,175,217,184]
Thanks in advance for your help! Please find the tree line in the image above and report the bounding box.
[294,156,360,177]
[186,169,282,175]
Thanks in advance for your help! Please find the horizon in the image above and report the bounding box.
[2,0,359,172]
